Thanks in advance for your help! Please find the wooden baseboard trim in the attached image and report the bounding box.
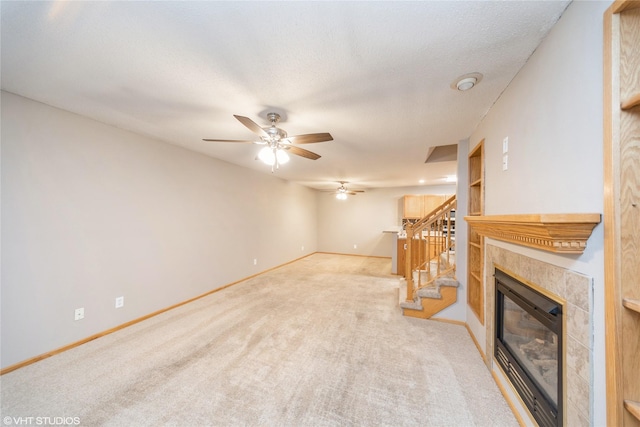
[315,251,391,259]
[464,322,487,363]
[0,253,316,376]
[429,317,466,327]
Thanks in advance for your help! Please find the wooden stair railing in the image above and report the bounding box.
[405,195,456,303]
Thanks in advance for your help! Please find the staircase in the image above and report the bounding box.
[399,195,459,319]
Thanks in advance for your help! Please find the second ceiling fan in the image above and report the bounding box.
[203,113,333,170]
[324,181,365,200]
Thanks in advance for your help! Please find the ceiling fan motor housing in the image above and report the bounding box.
[264,126,288,142]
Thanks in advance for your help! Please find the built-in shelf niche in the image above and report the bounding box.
[466,140,484,324]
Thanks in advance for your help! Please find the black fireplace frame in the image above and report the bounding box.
[494,268,563,427]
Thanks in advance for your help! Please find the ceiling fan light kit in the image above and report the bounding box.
[276,149,290,165]
[258,146,290,167]
[203,112,332,172]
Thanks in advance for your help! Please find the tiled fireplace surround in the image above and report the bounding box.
[484,244,592,426]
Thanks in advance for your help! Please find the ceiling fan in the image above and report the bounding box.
[323,181,365,200]
[203,113,333,171]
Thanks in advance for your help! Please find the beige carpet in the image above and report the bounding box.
[1,253,517,426]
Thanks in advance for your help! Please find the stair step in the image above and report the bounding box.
[417,287,441,299]
[400,277,460,307]
[437,277,459,288]
[399,300,423,310]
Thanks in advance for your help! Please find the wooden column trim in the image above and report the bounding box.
[603,3,623,425]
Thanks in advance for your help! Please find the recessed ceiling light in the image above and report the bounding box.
[451,73,483,91]
[419,179,426,184]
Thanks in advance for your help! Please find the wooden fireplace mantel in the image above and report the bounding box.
[464,214,601,254]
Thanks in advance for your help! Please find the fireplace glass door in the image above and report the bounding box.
[495,268,562,427]
[502,293,558,405]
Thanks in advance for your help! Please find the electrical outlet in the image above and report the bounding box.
[503,137,509,154]
[502,154,509,171]
[115,296,124,309]
[74,307,84,321]
[253,258,257,265]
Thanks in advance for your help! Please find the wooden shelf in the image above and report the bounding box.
[624,400,640,422]
[623,298,640,314]
[470,178,482,187]
[621,92,640,110]
[464,213,601,254]
[612,0,640,14]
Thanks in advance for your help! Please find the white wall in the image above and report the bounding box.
[316,184,456,257]
[1,91,318,368]
[462,1,608,424]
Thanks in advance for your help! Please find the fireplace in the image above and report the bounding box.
[494,268,563,427]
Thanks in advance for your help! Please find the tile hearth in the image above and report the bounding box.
[485,244,592,426]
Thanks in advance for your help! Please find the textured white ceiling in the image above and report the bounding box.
[1,1,570,191]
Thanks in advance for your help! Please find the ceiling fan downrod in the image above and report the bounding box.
[267,112,281,124]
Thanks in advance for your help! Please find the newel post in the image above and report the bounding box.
[405,222,414,302]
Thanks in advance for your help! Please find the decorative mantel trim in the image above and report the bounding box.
[464,214,601,254]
